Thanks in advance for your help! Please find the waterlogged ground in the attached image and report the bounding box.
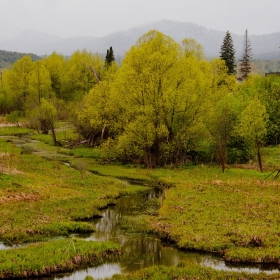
[1,126,280,279]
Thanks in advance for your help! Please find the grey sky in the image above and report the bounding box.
[1,0,279,40]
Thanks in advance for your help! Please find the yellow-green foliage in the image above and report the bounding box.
[0,239,120,278]
[149,166,280,263]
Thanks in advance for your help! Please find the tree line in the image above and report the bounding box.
[1,30,280,171]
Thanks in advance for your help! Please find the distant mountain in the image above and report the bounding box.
[0,20,280,60]
[0,50,42,68]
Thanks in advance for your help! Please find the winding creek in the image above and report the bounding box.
[3,136,280,279]
[55,187,280,279]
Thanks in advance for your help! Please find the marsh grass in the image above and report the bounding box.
[119,215,154,234]
[0,239,120,278]
[0,137,148,244]
[110,263,280,280]
[2,126,280,270]
[0,127,34,136]
[149,166,280,263]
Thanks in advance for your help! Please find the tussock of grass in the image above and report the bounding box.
[0,239,120,278]
[119,215,154,234]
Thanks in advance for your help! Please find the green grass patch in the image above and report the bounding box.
[87,164,152,181]
[148,165,280,263]
[0,239,120,278]
[0,127,34,136]
[62,147,101,158]
[30,129,79,146]
[111,263,280,280]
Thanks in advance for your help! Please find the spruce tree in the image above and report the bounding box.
[220,31,236,75]
[239,29,252,80]
[105,46,115,66]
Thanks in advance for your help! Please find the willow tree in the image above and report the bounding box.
[111,31,179,166]
[28,60,52,105]
[3,55,33,113]
[237,98,267,172]
[61,50,104,101]
[110,31,216,167]
[206,95,240,172]
[74,81,115,145]
[44,52,66,99]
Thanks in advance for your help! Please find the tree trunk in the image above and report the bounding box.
[155,138,160,167]
[50,125,61,146]
[218,142,226,173]
[257,144,263,172]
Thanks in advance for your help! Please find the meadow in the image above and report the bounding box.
[1,126,280,279]
[149,166,280,263]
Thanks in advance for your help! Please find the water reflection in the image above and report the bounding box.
[78,189,211,276]
[54,264,121,280]
[202,258,280,275]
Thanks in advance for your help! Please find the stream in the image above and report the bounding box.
[54,187,280,279]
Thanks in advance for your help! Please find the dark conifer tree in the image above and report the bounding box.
[105,46,115,66]
[239,29,252,80]
[220,31,236,75]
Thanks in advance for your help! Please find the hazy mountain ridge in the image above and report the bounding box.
[0,20,279,59]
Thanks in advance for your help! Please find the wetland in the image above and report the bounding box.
[1,127,280,279]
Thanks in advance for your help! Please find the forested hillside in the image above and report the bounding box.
[1,30,280,171]
[0,50,41,68]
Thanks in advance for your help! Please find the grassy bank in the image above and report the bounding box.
[0,239,120,278]
[0,137,149,244]
[110,263,280,280]
[149,166,280,264]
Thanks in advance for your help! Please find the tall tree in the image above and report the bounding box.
[220,31,236,75]
[29,60,52,105]
[237,98,267,172]
[239,29,252,80]
[2,55,33,113]
[105,46,115,66]
[206,95,239,172]
[44,52,66,99]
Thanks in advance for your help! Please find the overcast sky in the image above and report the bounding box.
[1,0,279,40]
